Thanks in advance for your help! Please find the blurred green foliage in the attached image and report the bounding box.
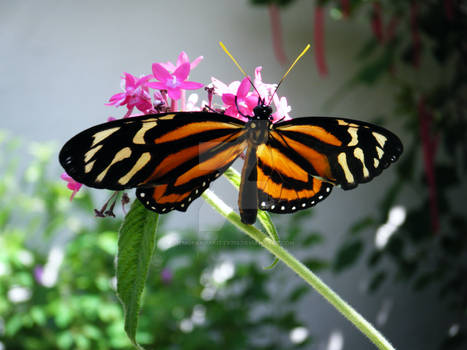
[0,132,329,349]
[323,1,467,349]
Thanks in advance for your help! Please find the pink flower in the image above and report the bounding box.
[159,51,203,73]
[254,66,276,101]
[61,172,82,201]
[149,63,204,100]
[272,95,292,122]
[106,73,152,115]
[211,77,241,96]
[214,68,291,123]
[221,77,257,121]
[186,93,204,111]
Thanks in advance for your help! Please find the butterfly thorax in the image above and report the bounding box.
[245,103,273,145]
[252,103,273,121]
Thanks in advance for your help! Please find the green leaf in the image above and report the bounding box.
[353,51,394,85]
[288,285,309,302]
[301,232,324,246]
[413,271,437,291]
[368,271,387,292]
[355,38,379,61]
[303,258,329,272]
[116,200,159,349]
[333,239,364,272]
[349,216,376,235]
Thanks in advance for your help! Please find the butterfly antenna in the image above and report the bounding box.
[219,41,263,100]
[267,44,311,106]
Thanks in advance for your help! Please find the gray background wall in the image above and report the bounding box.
[0,1,450,349]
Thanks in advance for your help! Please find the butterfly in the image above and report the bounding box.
[59,101,403,225]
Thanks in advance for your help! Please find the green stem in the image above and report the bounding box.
[202,189,396,350]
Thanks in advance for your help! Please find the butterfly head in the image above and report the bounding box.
[252,102,273,121]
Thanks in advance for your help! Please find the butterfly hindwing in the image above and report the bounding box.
[136,131,248,213]
[256,143,333,213]
[271,117,403,190]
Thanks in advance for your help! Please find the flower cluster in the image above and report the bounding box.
[105,52,204,117]
[61,51,292,203]
[211,66,291,122]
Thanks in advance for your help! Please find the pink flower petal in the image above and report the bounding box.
[136,74,152,85]
[152,63,171,81]
[148,81,168,90]
[222,93,236,105]
[190,56,203,69]
[179,81,204,90]
[135,99,152,112]
[61,172,83,201]
[237,77,251,98]
[61,173,72,181]
[105,92,126,106]
[124,72,136,88]
[254,66,263,82]
[160,61,176,72]
[245,95,259,109]
[173,62,190,81]
[224,105,238,117]
[176,51,189,66]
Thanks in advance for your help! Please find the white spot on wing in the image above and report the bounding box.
[347,127,358,147]
[91,127,120,147]
[84,144,102,163]
[85,160,95,173]
[118,152,151,185]
[96,147,132,183]
[353,147,370,178]
[372,132,387,147]
[133,121,157,145]
[337,152,355,184]
[376,146,384,159]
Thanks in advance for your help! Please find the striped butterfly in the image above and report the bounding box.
[59,102,403,224]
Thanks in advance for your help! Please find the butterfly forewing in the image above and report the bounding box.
[272,117,403,190]
[59,112,248,213]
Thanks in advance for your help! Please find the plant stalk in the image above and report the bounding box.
[202,189,396,350]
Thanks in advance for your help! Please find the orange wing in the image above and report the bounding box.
[137,135,247,213]
[256,143,333,213]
